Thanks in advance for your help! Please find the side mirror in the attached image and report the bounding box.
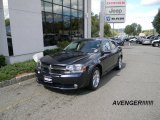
[101,50,111,55]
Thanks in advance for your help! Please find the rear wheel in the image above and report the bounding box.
[116,57,122,70]
[88,67,100,90]
[153,42,159,47]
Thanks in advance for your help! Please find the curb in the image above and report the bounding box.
[0,73,36,88]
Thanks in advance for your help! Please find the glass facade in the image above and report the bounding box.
[2,0,14,56]
[41,0,84,47]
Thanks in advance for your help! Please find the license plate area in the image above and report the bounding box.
[44,76,52,83]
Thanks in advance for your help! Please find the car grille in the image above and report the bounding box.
[41,63,66,75]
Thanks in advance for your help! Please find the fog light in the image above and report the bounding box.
[74,84,78,89]
[38,71,40,74]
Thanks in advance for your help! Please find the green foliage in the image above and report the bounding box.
[91,14,99,37]
[104,23,112,37]
[0,55,6,68]
[5,19,10,26]
[0,60,36,82]
[43,48,62,56]
[152,9,160,34]
[142,29,156,36]
[57,40,70,49]
[124,23,142,36]
[91,13,112,37]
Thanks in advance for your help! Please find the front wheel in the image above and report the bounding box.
[88,67,100,90]
[116,57,122,70]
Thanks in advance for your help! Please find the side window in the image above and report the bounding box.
[102,40,111,52]
[110,41,117,50]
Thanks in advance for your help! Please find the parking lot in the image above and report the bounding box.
[0,43,160,120]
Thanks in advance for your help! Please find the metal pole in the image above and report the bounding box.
[99,0,105,38]
[113,23,114,37]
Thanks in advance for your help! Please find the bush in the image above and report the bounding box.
[57,40,70,49]
[43,48,62,56]
[0,60,36,82]
[0,55,6,68]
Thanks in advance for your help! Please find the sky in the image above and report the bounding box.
[92,0,160,30]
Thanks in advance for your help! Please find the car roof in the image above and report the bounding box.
[75,38,111,42]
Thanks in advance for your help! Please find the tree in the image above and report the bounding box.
[104,23,112,37]
[91,14,99,37]
[131,23,137,36]
[152,9,160,34]
[137,24,142,35]
[124,23,142,36]
[91,12,112,37]
[124,25,132,35]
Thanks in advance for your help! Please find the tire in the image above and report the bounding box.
[153,42,159,47]
[88,67,100,90]
[115,57,122,70]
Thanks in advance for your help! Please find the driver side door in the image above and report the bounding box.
[100,40,114,73]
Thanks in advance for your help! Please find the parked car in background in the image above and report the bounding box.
[111,37,124,46]
[35,38,123,90]
[142,38,152,45]
[152,37,160,47]
[142,35,156,45]
[129,37,138,43]
[137,36,146,44]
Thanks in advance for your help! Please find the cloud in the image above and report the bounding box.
[113,9,158,30]
[141,0,160,6]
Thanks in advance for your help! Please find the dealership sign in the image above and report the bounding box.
[105,0,126,23]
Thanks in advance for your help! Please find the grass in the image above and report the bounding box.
[0,41,70,82]
[0,60,36,82]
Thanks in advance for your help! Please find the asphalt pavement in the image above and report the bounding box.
[0,43,160,120]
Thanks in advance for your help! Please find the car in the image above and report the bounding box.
[111,37,124,46]
[137,36,146,44]
[129,37,138,43]
[35,38,123,90]
[142,37,152,45]
[152,37,160,47]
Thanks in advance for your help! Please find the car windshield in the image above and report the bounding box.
[64,40,101,53]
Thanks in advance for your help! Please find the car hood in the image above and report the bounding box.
[40,51,97,65]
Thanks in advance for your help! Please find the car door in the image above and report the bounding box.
[110,41,119,66]
[100,40,114,73]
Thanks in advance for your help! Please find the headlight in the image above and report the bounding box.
[65,64,86,73]
[37,60,41,69]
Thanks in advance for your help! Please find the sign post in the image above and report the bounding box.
[105,0,126,23]
[99,0,126,38]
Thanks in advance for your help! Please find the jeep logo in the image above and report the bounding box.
[109,8,122,14]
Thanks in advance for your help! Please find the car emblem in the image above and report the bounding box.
[49,65,52,73]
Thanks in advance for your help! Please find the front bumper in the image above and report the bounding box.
[35,69,90,90]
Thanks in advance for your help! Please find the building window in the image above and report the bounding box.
[53,0,62,5]
[44,2,52,12]
[3,0,14,56]
[53,4,62,14]
[78,0,83,10]
[63,0,71,7]
[41,0,84,47]
[71,0,78,9]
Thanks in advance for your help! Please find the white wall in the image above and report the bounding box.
[8,0,44,56]
[0,0,9,56]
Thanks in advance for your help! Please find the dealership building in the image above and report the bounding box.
[0,0,91,64]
